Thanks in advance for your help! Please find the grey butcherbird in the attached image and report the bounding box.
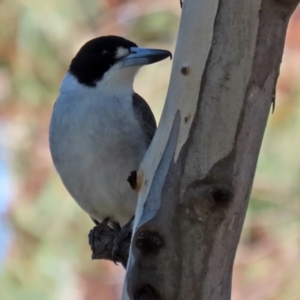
[49,36,171,229]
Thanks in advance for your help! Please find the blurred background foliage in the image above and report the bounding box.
[0,0,299,299]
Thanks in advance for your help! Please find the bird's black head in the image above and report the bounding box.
[69,36,172,87]
[69,36,137,87]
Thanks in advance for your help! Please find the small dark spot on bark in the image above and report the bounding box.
[135,231,163,254]
[127,170,137,189]
[181,66,190,75]
[211,186,232,205]
[184,113,191,123]
[134,284,160,300]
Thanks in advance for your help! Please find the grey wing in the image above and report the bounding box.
[132,93,157,146]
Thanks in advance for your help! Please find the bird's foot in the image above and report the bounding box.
[112,217,134,266]
[89,219,117,259]
[89,217,134,268]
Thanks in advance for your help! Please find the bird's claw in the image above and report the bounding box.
[89,217,134,268]
[88,219,116,259]
[112,235,121,265]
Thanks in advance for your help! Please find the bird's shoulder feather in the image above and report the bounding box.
[132,93,157,145]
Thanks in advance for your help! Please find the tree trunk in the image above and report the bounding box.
[122,0,299,299]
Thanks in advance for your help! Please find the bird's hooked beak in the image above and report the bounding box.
[121,47,172,68]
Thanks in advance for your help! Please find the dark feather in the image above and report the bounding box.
[132,93,157,146]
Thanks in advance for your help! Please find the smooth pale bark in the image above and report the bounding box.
[122,0,299,299]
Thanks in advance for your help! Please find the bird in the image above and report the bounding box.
[49,36,171,228]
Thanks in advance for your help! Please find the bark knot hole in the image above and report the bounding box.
[135,230,163,254]
[211,186,233,205]
[181,182,233,222]
[134,284,160,300]
[181,66,190,75]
